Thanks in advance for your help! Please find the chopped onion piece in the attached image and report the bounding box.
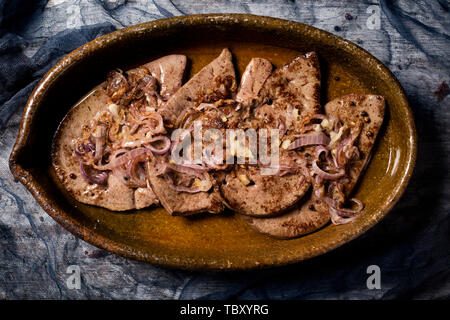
[238,174,251,186]
[108,104,120,117]
[281,139,291,150]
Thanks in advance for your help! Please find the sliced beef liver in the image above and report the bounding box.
[52,88,136,211]
[220,166,311,216]
[133,55,187,208]
[147,49,238,215]
[246,94,385,238]
[236,58,273,104]
[158,48,236,127]
[52,55,186,211]
[325,94,385,193]
[259,52,321,117]
[244,197,330,239]
[144,54,187,99]
[147,154,225,215]
[218,53,321,216]
[134,187,159,210]
[148,174,224,215]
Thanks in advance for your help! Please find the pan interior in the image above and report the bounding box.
[50,40,398,266]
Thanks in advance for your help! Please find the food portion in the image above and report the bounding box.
[245,94,385,237]
[159,49,236,128]
[235,58,273,104]
[217,53,320,216]
[244,198,331,239]
[52,48,385,239]
[145,49,237,215]
[52,55,186,211]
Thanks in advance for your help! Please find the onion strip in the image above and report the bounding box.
[289,132,330,149]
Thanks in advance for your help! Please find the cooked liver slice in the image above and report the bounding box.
[52,55,186,211]
[158,48,236,127]
[236,58,273,104]
[52,88,136,211]
[148,173,224,215]
[220,166,311,216]
[246,94,385,238]
[324,94,385,194]
[134,187,159,210]
[259,52,321,117]
[147,49,238,216]
[144,54,187,98]
[218,53,321,217]
[133,55,187,208]
[244,198,330,239]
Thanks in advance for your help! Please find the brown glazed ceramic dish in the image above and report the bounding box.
[9,14,417,270]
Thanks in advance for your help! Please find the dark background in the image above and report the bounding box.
[0,0,448,299]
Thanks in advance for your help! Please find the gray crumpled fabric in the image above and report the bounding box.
[0,0,449,299]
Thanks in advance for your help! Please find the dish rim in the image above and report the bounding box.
[9,13,417,271]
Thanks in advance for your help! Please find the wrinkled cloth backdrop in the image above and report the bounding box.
[0,0,449,299]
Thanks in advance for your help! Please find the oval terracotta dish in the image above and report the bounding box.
[9,14,417,270]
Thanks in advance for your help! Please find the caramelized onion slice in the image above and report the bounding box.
[289,132,330,149]
[79,162,108,185]
[163,163,213,193]
[127,152,151,188]
[323,197,364,225]
[312,159,345,180]
[143,135,171,154]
